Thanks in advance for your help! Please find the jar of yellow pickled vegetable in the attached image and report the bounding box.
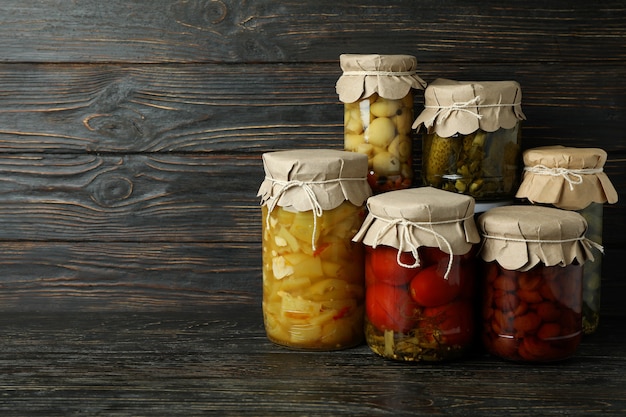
[478,205,598,361]
[515,146,618,334]
[257,149,372,350]
[413,79,525,200]
[352,187,481,361]
[336,54,426,194]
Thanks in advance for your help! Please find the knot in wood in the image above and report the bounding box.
[91,174,134,208]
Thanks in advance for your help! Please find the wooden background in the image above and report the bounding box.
[0,0,624,315]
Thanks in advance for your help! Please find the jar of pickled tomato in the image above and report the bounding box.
[413,79,525,200]
[336,54,426,194]
[515,146,618,334]
[478,205,599,362]
[352,187,481,361]
[257,149,372,350]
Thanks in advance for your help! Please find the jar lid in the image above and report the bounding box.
[412,78,526,137]
[478,205,599,271]
[516,146,618,210]
[352,187,480,264]
[474,200,513,214]
[257,149,372,213]
[336,54,427,103]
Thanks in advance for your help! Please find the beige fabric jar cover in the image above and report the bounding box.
[335,54,427,103]
[412,78,526,137]
[516,146,618,210]
[258,149,372,249]
[478,205,599,272]
[352,187,480,275]
[258,149,372,212]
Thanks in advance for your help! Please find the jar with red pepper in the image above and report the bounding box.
[352,187,480,361]
[478,205,598,362]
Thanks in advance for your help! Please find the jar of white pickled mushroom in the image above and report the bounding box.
[516,146,618,334]
[336,54,426,194]
[413,79,525,200]
[352,187,481,361]
[257,149,372,350]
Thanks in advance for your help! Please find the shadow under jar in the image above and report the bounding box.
[478,205,597,362]
[353,187,481,361]
[413,79,526,200]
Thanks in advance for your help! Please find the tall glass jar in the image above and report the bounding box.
[478,205,597,362]
[515,146,618,334]
[413,79,526,200]
[336,54,426,194]
[352,187,481,361]
[257,149,372,350]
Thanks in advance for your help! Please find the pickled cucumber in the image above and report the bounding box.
[422,127,520,199]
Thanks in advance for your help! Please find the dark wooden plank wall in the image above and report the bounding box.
[0,0,624,314]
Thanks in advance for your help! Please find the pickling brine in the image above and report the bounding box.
[422,126,521,199]
[364,245,476,361]
[262,203,366,350]
[344,92,415,192]
[482,262,583,362]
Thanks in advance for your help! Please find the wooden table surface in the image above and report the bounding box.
[1,303,623,416]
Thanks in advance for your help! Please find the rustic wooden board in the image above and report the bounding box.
[0,63,624,153]
[0,1,623,314]
[0,1,624,63]
[0,307,623,416]
[0,242,261,312]
[0,241,622,314]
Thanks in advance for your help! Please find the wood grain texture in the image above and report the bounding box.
[0,306,623,416]
[0,1,623,315]
[0,63,624,153]
[0,0,624,63]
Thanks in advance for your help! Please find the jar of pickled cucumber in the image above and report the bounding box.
[412,79,526,200]
[336,54,426,194]
[516,146,618,334]
[257,149,372,350]
[478,205,599,362]
[352,187,481,361]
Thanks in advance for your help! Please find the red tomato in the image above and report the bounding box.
[409,264,461,307]
[367,245,420,287]
[366,283,418,333]
[420,301,474,346]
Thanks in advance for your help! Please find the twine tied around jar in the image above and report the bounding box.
[523,165,605,191]
[481,234,604,254]
[341,70,418,77]
[264,177,365,251]
[424,95,523,126]
[369,214,474,279]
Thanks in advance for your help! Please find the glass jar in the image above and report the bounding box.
[413,79,526,200]
[578,203,603,333]
[478,205,596,362]
[257,149,372,350]
[482,261,583,362]
[336,54,426,194]
[515,146,618,334]
[352,187,481,361]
